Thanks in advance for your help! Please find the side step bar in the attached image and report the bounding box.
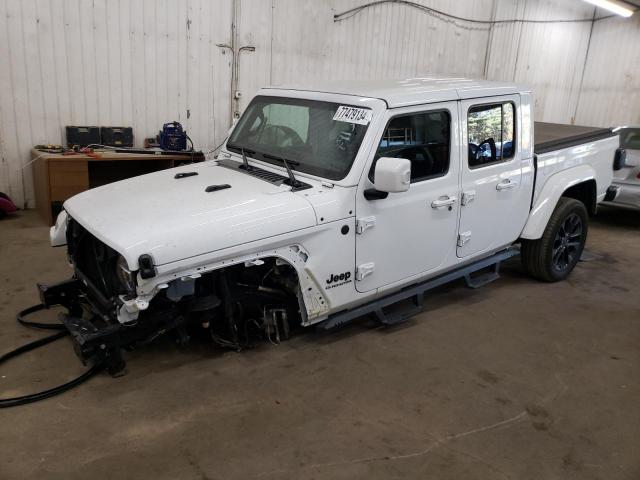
[464,261,501,289]
[318,247,519,330]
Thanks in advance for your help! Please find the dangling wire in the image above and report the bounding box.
[334,0,621,29]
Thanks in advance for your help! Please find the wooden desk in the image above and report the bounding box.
[32,149,203,225]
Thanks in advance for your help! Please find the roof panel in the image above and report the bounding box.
[263,76,530,107]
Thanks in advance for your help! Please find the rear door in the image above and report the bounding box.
[457,96,530,257]
[355,102,460,292]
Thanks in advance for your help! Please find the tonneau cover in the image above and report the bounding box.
[534,122,615,154]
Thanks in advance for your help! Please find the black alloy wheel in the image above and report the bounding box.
[551,212,583,274]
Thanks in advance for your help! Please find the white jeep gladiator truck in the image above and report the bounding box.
[42,77,622,373]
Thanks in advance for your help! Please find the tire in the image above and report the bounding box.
[521,197,588,282]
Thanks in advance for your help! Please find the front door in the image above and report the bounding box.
[355,102,460,293]
[457,96,530,258]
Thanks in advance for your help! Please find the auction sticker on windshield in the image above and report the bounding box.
[333,106,372,125]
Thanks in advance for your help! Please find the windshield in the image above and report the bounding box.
[227,96,371,181]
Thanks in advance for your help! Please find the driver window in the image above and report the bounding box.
[467,102,515,168]
[371,110,451,183]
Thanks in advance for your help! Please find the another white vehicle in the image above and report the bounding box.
[44,77,623,373]
[603,126,640,210]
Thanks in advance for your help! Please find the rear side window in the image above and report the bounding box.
[371,110,451,183]
[468,102,515,168]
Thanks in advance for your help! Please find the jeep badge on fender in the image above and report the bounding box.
[326,271,352,286]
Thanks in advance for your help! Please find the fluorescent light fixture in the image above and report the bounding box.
[583,0,635,17]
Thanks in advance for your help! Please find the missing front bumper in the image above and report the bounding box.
[37,279,182,375]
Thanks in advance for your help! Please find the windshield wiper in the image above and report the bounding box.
[225,142,242,153]
[240,148,254,170]
[226,143,257,171]
[262,153,303,188]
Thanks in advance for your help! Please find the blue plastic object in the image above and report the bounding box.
[159,122,188,151]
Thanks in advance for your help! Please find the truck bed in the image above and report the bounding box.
[534,122,615,154]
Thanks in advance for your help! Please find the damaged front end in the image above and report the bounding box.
[44,216,313,375]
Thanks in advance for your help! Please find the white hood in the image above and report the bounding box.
[63,161,318,268]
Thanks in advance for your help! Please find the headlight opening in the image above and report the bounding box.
[116,256,137,294]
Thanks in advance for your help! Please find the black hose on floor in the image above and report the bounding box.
[16,303,66,330]
[0,304,103,409]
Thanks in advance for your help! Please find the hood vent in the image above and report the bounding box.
[175,172,198,179]
[217,158,311,191]
[205,184,231,193]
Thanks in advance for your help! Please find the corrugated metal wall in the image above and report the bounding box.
[575,10,640,126]
[487,0,593,123]
[0,0,638,208]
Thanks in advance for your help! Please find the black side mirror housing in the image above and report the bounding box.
[364,188,389,200]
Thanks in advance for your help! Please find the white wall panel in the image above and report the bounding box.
[237,0,273,114]
[0,0,232,208]
[575,14,640,127]
[265,0,494,88]
[186,0,233,149]
[0,2,15,198]
[0,0,637,208]
[487,0,594,123]
[3,0,35,206]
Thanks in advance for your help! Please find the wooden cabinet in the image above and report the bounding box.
[48,160,89,202]
[31,149,203,225]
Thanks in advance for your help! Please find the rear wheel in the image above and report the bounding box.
[521,197,588,282]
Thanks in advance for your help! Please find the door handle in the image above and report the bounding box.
[496,179,519,190]
[431,195,457,209]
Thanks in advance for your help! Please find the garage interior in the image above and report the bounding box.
[1,1,639,479]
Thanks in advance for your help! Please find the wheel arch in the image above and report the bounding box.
[520,165,597,240]
[135,245,331,326]
[562,179,597,216]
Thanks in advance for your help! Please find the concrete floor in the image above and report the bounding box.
[0,208,638,480]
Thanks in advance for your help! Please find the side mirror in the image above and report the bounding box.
[373,157,411,193]
[478,138,497,162]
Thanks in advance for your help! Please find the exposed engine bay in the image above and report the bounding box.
[48,217,305,375]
